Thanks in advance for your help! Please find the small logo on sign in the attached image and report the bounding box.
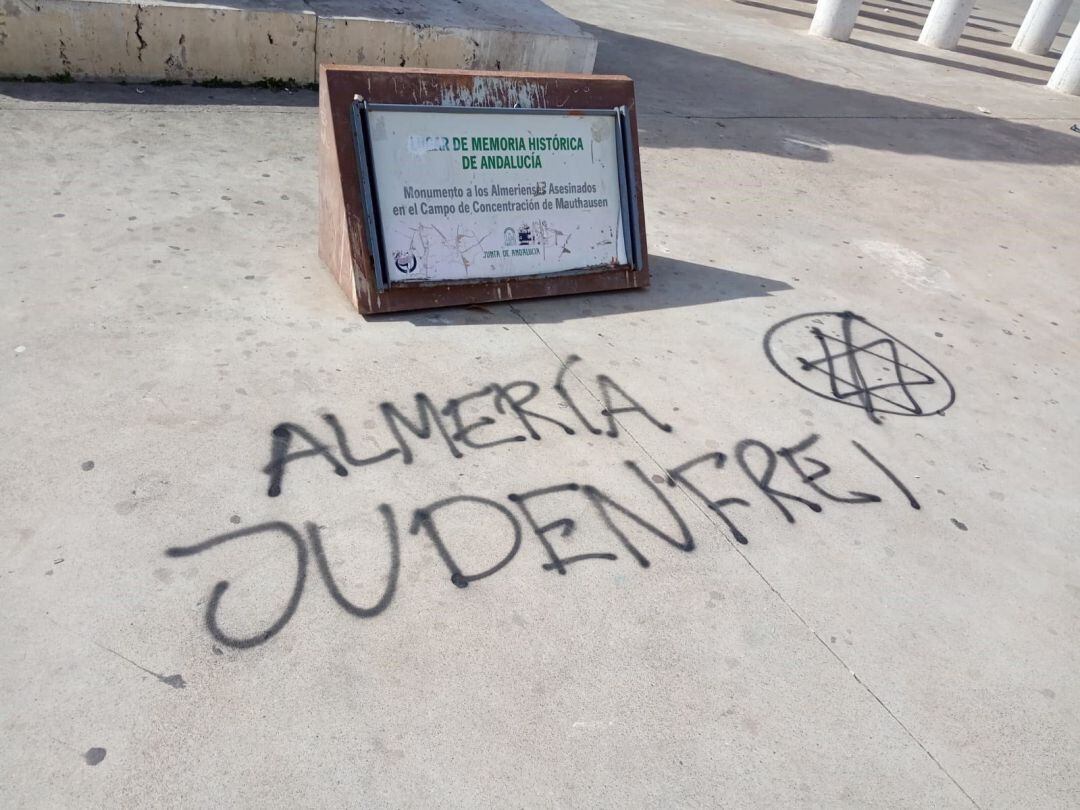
[518,224,534,245]
[503,227,516,247]
[394,250,417,274]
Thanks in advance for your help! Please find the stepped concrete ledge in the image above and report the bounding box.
[0,0,597,83]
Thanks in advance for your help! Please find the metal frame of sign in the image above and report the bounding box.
[350,100,644,291]
[318,65,650,315]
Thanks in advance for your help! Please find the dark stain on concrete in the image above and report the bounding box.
[84,747,106,766]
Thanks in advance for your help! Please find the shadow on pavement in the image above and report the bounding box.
[847,39,1049,83]
[577,22,1080,165]
[4,18,1077,171]
[733,0,1038,69]
[0,80,317,108]
[374,256,793,326]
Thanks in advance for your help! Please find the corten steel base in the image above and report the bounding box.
[318,65,649,315]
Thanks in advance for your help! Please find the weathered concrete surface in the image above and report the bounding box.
[0,0,318,83]
[0,0,596,83]
[310,0,597,72]
[1,0,1079,806]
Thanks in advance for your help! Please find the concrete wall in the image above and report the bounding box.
[0,0,315,83]
[0,0,597,84]
[315,19,597,74]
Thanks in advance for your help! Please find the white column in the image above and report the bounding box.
[1013,0,1074,55]
[1048,28,1080,94]
[809,0,864,41]
[918,0,978,49]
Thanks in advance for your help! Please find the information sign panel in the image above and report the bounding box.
[359,106,628,284]
[318,66,649,314]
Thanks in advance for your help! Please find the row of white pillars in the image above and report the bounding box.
[809,0,862,40]
[809,0,863,40]
[1049,25,1080,91]
[918,0,979,49]
[807,0,1080,94]
[1014,0,1073,55]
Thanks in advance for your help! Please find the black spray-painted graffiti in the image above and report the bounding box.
[763,311,955,424]
[167,354,922,649]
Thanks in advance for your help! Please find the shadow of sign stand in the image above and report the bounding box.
[318,65,649,314]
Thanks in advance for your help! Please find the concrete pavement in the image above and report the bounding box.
[1,0,1079,806]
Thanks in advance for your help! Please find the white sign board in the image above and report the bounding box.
[364,107,628,284]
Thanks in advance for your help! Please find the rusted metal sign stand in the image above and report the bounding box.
[318,65,649,314]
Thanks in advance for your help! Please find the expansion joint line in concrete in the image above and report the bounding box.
[507,301,982,810]
[639,111,1075,122]
[0,106,316,114]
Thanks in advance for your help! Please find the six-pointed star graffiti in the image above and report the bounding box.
[764,311,956,424]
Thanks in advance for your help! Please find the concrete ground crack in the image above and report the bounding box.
[43,614,185,689]
[94,642,187,689]
[508,301,981,809]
